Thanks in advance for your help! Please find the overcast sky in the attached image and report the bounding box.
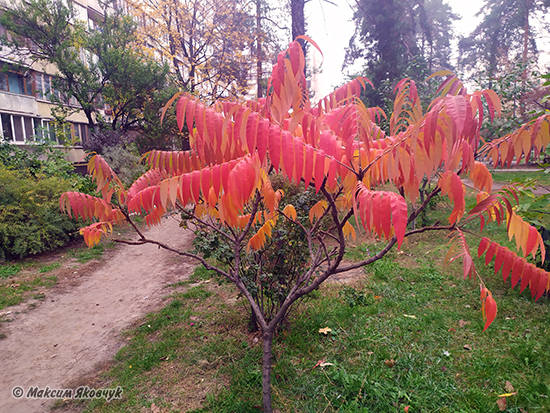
[305,0,549,99]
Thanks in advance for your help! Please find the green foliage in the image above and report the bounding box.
[193,183,322,329]
[339,285,374,307]
[0,0,171,135]
[0,263,21,279]
[38,262,61,273]
[0,139,74,179]
[0,166,81,260]
[101,145,147,188]
[346,0,457,109]
[458,0,549,80]
[68,244,109,263]
[0,275,57,310]
[473,61,542,140]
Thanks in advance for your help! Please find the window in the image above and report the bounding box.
[0,113,38,142]
[72,122,89,144]
[0,65,34,96]
[36,74,62,101]
[24,117,34,142]
[12,115,24,141]
[1,113,13,140]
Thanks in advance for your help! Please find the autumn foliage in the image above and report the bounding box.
[60,38,550,410]
[60,38,550,330]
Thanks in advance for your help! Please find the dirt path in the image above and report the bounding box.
[0,217,196,413]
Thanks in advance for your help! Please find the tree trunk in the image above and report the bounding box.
[262,329,274,412]
[291,0,306,76]
[256,0,263,98]
[520,0,531,118]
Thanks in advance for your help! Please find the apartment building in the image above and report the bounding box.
[0,0,112,162]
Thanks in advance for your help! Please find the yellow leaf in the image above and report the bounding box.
[318,327,332,335]
[342,221,356,240]
[309,200,327,223]
[283,204,297,221]
[497,392,517,398]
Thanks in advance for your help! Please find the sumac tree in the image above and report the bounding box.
[60,39,550,412]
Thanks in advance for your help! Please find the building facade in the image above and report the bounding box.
[0,0,112,162]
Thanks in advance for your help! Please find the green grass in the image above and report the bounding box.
[0,264,22,279]
[68,243,113,263]
[39,262,61,273]
[491,170,550,187]
[61,241,550,413]
[52,193,550,412]
[0,276,56,310]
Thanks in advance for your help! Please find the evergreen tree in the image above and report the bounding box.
[459,0,550,80]
[346,0,457,109]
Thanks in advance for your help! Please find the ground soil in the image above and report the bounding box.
[0,217,196,413]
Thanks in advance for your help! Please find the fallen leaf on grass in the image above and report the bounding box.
[403,314,417,319]
[319,327,332,335]
[497,392,517,397]
[458,319,470,328]
[505,381,515,392]
[319,362,334,367]
[384,359,396,368]
[312,359,326,369]
[463,344,472,351]
[496,397,507,411]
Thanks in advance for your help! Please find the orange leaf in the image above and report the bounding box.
[283,204,297,221]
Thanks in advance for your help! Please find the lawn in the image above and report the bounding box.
[57,210,550,412]
[491,169,550,188]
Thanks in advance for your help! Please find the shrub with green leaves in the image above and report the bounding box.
[0,165,80,260]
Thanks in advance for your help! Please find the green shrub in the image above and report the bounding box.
[0,166,81,260]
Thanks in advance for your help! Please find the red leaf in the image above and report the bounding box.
[191,171,201,203]
[511,257,523,290]
[391,194,408,249]
[463,254,473,280]
[520,263,533,293]
[179,174,191,206]
[176,95,188,132]
[536,271,548,301]
[303,145,315,188]
[269,127,282,171]
[314,151,326,193]
[257,120,269,164]
[501,249,513,282]
[530,268,540,299]
[485,242,497,265]
[282,131,295,181]
[494,245,505,274]
[483,294,497,331]
[526,226,539,258]
[478,237,490,258]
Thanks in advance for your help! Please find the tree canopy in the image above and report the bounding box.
[459,0,550,80]
[345,0,457,108]
[60,38,550,412]
[128,0,256,101]
[0,0,170,134]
